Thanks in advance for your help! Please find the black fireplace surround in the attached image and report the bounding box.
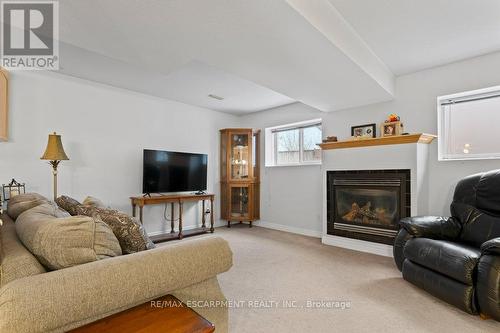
[327,169,411,245]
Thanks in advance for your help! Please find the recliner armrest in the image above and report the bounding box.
[399,216,461,240]
[481,237,500,255]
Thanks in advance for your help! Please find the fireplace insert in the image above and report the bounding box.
[327,170,410,245]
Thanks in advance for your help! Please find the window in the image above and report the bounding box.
[265,119,322,166]
[438,86,500,161]
[276,128,300,164]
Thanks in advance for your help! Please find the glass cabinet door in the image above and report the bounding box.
[230,186,250,218]
[230,133,250,180]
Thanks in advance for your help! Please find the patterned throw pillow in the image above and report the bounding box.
[55,195,81,216]
[74,205,155,254]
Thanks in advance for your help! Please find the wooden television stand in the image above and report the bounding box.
[130,193,215,243]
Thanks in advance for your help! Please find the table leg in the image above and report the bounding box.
[170,202,175,233]
[210,197,214,233]
[178,202,183,239]
[139,205,144,225]
[202,200,206,228]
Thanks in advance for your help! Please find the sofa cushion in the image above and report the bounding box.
[75,205,155,254]
[82,196,106,209]
[404,238,481,285]
[55,195,81,216]
[15,207,122,270]
[0,214,46,287]
[6,193,50,220]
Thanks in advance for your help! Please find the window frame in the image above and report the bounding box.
[266,119,322,167]
[438,85,500,161]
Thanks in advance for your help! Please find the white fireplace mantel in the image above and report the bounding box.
[321,135,435,257]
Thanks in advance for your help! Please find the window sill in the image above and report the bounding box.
[265,162,322,168]
[439,156,500,162]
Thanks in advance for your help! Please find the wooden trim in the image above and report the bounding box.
[253,130,261,181]
[220,128,254,134]
[130,193,215,206]
[0,68,8,142]
[319,133,436,150]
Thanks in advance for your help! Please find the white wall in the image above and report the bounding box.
[0,71,239,234]
[241,51,500,236]
[241,103,324,236]
[3,51,500,238]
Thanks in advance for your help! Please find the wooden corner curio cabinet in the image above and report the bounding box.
[220,128,260,227]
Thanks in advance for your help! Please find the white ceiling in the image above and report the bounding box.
[54,0,394,114]
[145,60,296,114]
[57,42,295,114]
[46,0,500,113]
[328,0,500,75]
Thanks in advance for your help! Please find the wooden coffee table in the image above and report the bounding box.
[70,295,215,333]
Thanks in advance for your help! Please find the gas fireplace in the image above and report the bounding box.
[326,170,410,245]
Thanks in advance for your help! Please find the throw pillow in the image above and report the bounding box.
[6,193,50,220]
[74,205,155,254]
[16,207,122,270]
[82,196,107,209]
[26,202,70,218]
[55,195,81,215]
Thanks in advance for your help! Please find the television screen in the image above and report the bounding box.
[142,149,208,194]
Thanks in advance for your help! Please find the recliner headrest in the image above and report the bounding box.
[453,169,500,215]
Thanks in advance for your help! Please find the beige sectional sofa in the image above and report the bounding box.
[0,194,233,333]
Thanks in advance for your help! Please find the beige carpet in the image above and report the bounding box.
[212,225,500,333]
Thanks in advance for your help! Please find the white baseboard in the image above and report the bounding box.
[147,220,226,237]
[254,220,322,238]
[322,234,393,257]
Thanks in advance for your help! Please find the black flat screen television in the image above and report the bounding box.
[142,149,208,194]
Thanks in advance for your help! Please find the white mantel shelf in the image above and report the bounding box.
[319,133,436,150]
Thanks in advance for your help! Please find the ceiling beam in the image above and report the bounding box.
[286,0,395,96]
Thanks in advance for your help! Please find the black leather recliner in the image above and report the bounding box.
[394,169,500,320]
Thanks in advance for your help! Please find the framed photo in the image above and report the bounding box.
[0,68,8,142]
[351,123,376,138]
[381,121,403,137]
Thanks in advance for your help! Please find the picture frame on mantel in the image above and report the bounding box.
[0,68,8,142]
[381,121,403,137]
[351,123,376,138]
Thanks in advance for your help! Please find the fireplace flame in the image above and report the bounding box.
[342,202,391,225]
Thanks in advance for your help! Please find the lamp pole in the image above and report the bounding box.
[49,160,61,201]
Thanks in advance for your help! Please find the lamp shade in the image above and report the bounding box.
[41,132,69,161]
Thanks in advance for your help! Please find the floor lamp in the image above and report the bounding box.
[41,132,69,201]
